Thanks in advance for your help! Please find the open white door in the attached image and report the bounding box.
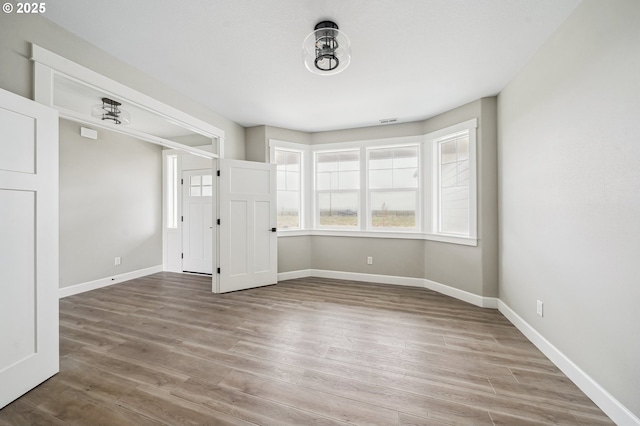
[0,88,59,408]
[218,159,277,293]
[182,169,214,274]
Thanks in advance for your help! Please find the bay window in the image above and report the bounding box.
[270,117,477,245]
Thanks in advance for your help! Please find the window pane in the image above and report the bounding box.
[317,152,338,172]
[286,152,300,172]
[286,171,300,190]
[369,148,393,170]
[440,186,469,235]
[338,171,359,190]
[318,192,358,227]
[277,170,286,188]
[457,137,469,161]
[369,169,392,189]
[166,155,178,228]
[274,148,303,230]
[190,186,201,197]
[457,160,469,185]
[316,172,331,190]
[339,151,359,170]
[393,147,418,168]
[440,140,457,164]
[190,175,201,186]
[441,163,457,187]
[202,175,213,185]
[393,168,418,188]
[370,191,416,228]
[275,150,287,167]
[202,186,213,197]
[277,190,300,229]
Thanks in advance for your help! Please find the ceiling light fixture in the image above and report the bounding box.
[303,21,351,75]
[91,97,130,125]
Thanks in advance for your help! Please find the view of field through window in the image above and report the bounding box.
[316,150,360,227]
[368,146,419,229]
[276,150,301,229]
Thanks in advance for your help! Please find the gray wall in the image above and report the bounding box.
[275,98,498,298]
[59,120,163,288]
[498,0,640,417]
[1,12,248,289]
[0,13,246,159]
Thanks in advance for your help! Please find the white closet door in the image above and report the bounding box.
[0,88,59,408]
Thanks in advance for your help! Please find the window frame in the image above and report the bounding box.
[313,148,362,230]
[165,154,178,229]
[366,144,421,232]
[273,148,303,230]
[269,140,310,234]
[270,120,477,247]
[428,119,478,242]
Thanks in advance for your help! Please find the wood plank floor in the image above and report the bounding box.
[0,272,613,425]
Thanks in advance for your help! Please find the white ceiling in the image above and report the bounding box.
[44,0,581,133]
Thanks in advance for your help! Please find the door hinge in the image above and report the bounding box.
[181,216,183,222]
[217,170,220,176]
[181,178,183,185]
[217,219,220,225]
[217,267,221,274]
[181,253,183,259]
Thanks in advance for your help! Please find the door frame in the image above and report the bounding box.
[181,168,215,275]
[162,149,218,290]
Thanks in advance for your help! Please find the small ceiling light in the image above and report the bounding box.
[91,97,130,125]
[303,21,351,75]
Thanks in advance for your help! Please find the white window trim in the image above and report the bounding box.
[270,123,478,247]
[313,147,362,231]
[366,143,421,232]
[269,140,311,232]
[428,118,478,241]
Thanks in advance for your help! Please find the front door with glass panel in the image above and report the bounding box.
[182,169,214,274]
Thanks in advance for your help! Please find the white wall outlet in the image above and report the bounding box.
[536,300,544,317]
[367,256,373,265]
[114,256,121,266]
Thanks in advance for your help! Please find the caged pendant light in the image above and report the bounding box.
[302,21,351,75]
[91,97,131,125]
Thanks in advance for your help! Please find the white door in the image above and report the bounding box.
[218,159,277,293]
[182,169,214,274]
[0,88,59,408]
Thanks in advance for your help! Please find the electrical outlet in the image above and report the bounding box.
[536,300,543,317]
[115,257,121,266]
[367,256,373,265]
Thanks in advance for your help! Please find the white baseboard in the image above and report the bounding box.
[277,269,313,281]
[309,269,426,288]
[424,278,498,308]
[59,265,163,298]
[278,269,498,309]
[498,300,640,426]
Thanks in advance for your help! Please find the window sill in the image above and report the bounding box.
[277,229,477,246]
